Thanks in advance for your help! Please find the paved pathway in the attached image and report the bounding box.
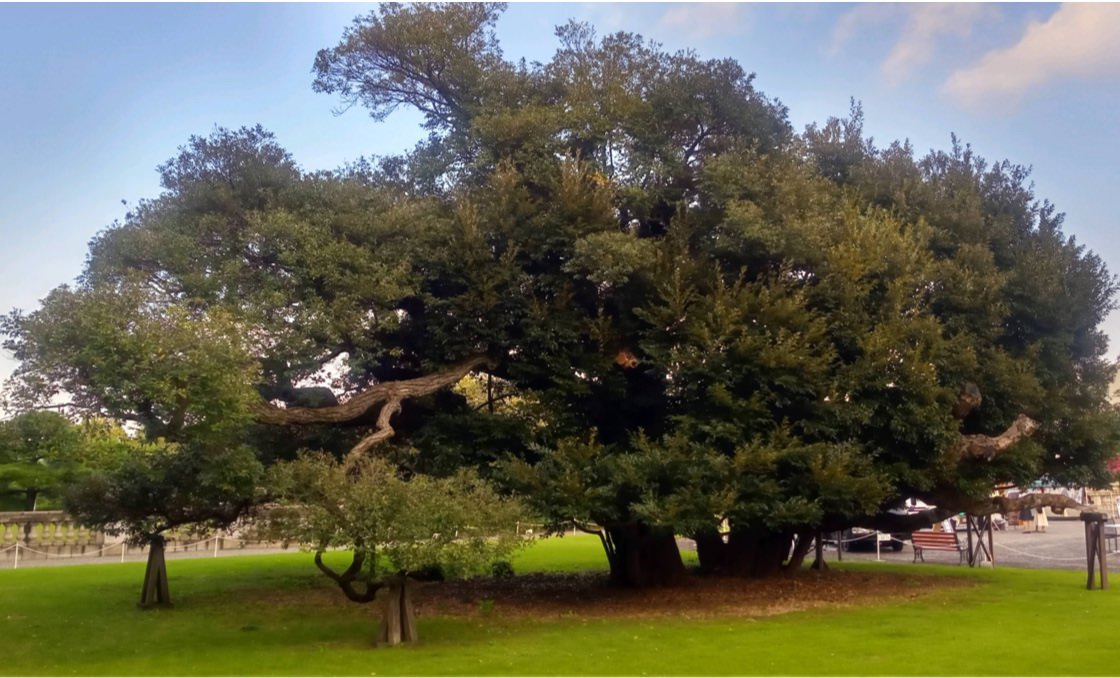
[827,516,1111,571]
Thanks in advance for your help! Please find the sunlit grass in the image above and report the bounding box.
[0,534,1114,676]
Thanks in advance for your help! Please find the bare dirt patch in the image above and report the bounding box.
[415,569,972,620]
[224,569,973,621]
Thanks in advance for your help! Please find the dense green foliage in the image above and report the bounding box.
[0,412,86,510]
[2,4,1117,585]
[65,438,264,545]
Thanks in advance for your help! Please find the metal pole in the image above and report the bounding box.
[121,542,126,564]
[13,542,18,570]
[213,534,220,558]
[875,531,882,561]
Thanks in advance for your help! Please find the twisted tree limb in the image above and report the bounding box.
[345,399,402,464]
[989,492,1090,516]
[314,549,380,603]
[957,413,1040,460]
[251,354,489,457]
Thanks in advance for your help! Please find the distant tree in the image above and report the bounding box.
[264,453,523,645]
[0,411,84,511]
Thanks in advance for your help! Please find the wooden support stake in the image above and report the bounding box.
[987,516,995,567]
[1081,512,1108,590]
[965,515,975,566]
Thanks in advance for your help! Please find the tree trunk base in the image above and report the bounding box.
[606,525,687,588]
[139,538,172,609]
[376,576,417,646]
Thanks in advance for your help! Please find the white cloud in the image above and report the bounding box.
[881,4,993,85]
[830,4,899,57]
[830,4,993,84]
[658,3,748,41]
[944,4,1120,113]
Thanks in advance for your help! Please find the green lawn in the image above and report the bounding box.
[1,535,1115,676]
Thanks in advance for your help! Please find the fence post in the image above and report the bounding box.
[13,542,18,570]
[121,542,126,564]
[213,535,220,558]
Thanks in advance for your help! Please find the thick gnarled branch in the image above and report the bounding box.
[252,354,488,425]
[958,414,1039,460]
[314,549,380,603]
[252,354,489,456]
[989,492,1089,516]
[345,399,403,464]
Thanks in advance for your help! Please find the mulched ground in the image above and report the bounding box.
[412,569,973,620]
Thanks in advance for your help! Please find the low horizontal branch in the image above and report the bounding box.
[251,354,489,426]
[958,414,1039,460]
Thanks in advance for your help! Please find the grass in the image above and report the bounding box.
[1,535,1116,676]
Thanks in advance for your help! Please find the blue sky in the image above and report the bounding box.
[2,2,1119,388]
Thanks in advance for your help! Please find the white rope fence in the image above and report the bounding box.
[989,539,1088,562]
[3,534,274,569]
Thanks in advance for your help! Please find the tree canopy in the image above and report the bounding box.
[3,3,1118,588]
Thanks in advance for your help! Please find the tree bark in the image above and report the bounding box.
[139,536,171,608]
[376,575,418,646]
[604,523,687,587]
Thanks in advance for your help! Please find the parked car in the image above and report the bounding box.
[841,498,932,551]
[841,526,905,551]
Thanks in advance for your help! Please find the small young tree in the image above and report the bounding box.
[265,453,523,646]
[65,439,263,608]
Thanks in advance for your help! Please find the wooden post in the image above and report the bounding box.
[1081,512,1108,590]
[1098,519,1109,590]
[987,515,995,567]
[965,515,975,566]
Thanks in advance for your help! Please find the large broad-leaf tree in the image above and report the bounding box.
[4,3,1118,590]
[309,3,1120,581]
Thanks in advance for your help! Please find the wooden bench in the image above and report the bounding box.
[910,530,966,564]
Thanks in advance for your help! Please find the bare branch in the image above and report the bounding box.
[315,550,381,604]
[990,492,1090,515]
[958,414,1039,460]
[252,354,488,427]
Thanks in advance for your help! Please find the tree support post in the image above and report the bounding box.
[139,536,172,608]
[1081,512,1109,590]
[376,575,418,646]
[965,515,994,567]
